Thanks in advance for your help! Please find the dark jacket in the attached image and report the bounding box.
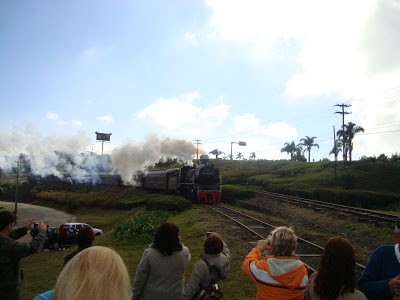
[0,226,46,298]
[183,240,230,299]
[63,246,87,267]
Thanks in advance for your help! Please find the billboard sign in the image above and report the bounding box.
[239,141,246,146]
[95,132,111,141]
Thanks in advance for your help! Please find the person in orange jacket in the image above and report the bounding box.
[242,226,309,300]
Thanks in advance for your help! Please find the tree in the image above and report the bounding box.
[281,141,296,161]
[294,145,307,162]
[249,152,256,160]
[329,139,343,160]
[337,122,364,161]
[209,149,225,159]
[236,152,243,160]
[298,136,319,162]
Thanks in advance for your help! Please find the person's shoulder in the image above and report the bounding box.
[372,245,394,255]
[33,289,54,300]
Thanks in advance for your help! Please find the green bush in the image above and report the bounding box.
[222,185,255,203]
[114,210,176,242]
[146,195,191,212]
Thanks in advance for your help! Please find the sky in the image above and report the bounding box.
[1,0,400,170]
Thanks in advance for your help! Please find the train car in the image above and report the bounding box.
[141,155,222,203]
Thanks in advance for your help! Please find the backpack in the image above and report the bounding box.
[193,259,224,300]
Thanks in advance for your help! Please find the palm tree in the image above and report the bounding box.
[329,139,343,160]
[337,122,364,161]
[294,145,307,162]
[236,152,243,160]
[249,152,256,160]
[281,141,296,161]
[298,136,319,162]
[209,149,224,159]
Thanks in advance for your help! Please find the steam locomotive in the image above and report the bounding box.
[140,155,222,203]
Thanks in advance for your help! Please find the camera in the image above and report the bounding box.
[34,223,39,229]
[206,232,212,237]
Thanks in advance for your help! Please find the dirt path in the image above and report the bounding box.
[0,201,75,242]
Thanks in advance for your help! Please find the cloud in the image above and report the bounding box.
[72,120,83,127]
[184,32,198,45]
[46,111,59,120]
[137,93,229,132]
[183,92,200,102]
[79,45,111,63]
[205,0,400,99]
[99,115,114,124]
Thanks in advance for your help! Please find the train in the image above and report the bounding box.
[140,155,222,203]
[27,155,222,203]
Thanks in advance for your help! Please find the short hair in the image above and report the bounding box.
[76,226,95,248]
[0,210,15,231]
[314,237,355,299]
[204,233,223,255]
[153,222,182,256]
[52,246,131,300]
[271,226,297,256]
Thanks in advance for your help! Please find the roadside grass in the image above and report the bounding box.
[21,203,257,300]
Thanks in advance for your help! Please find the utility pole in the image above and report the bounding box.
[193,140,202,163]
[334,103,351,162]
[14,159,20,223]
[333,125,337,177]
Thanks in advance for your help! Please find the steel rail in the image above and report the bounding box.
[208,204,366,270]
[255,190,398,224]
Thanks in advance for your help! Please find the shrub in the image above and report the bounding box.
[146,195,191,212]
[222,185,255,203]
[114,210,176,242]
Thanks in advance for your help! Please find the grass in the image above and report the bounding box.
[20,203,257,300]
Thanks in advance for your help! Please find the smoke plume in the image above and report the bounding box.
[111,134,196,184]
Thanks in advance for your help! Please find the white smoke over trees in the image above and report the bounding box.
[111,134,196,184]
[0,125,196,185]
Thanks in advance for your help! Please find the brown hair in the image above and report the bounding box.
[271,227,297,256]
[76,225,95,248]
[314,237,355,300]
[153,222,182,256]
[53,246,131,300]
[204,233,223,254]
[0,210,15,230]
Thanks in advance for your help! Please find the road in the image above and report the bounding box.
[0,201,75,242]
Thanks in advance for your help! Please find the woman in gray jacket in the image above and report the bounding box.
[183,232,230,300]
[132,222,191,300]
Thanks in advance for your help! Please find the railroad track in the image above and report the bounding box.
[208,204,366,276]
[255,190,398,226]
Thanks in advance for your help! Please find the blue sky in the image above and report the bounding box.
[1,0,400,166]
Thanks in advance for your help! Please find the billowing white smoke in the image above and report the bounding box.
[0,124,98,182]
[111,134,196,184]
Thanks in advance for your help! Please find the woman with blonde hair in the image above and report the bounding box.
[242,226,309,300]
[305,237,366,300]
[34,246,131,300]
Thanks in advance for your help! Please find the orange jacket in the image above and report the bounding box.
[242,247,309,300]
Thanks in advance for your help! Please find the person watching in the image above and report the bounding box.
[358,216,400,300]
[242,226,309,300]
[132,222,191,300]
[0,210,47,300]
[305,236,366,300]
[183,232,230,299]
[34,246,131,300]
[63,225,95,267]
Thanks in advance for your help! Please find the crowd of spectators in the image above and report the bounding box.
[2,208,400,300]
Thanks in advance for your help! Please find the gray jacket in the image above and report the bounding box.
[132,243,191,300]
[183,241,230,300]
